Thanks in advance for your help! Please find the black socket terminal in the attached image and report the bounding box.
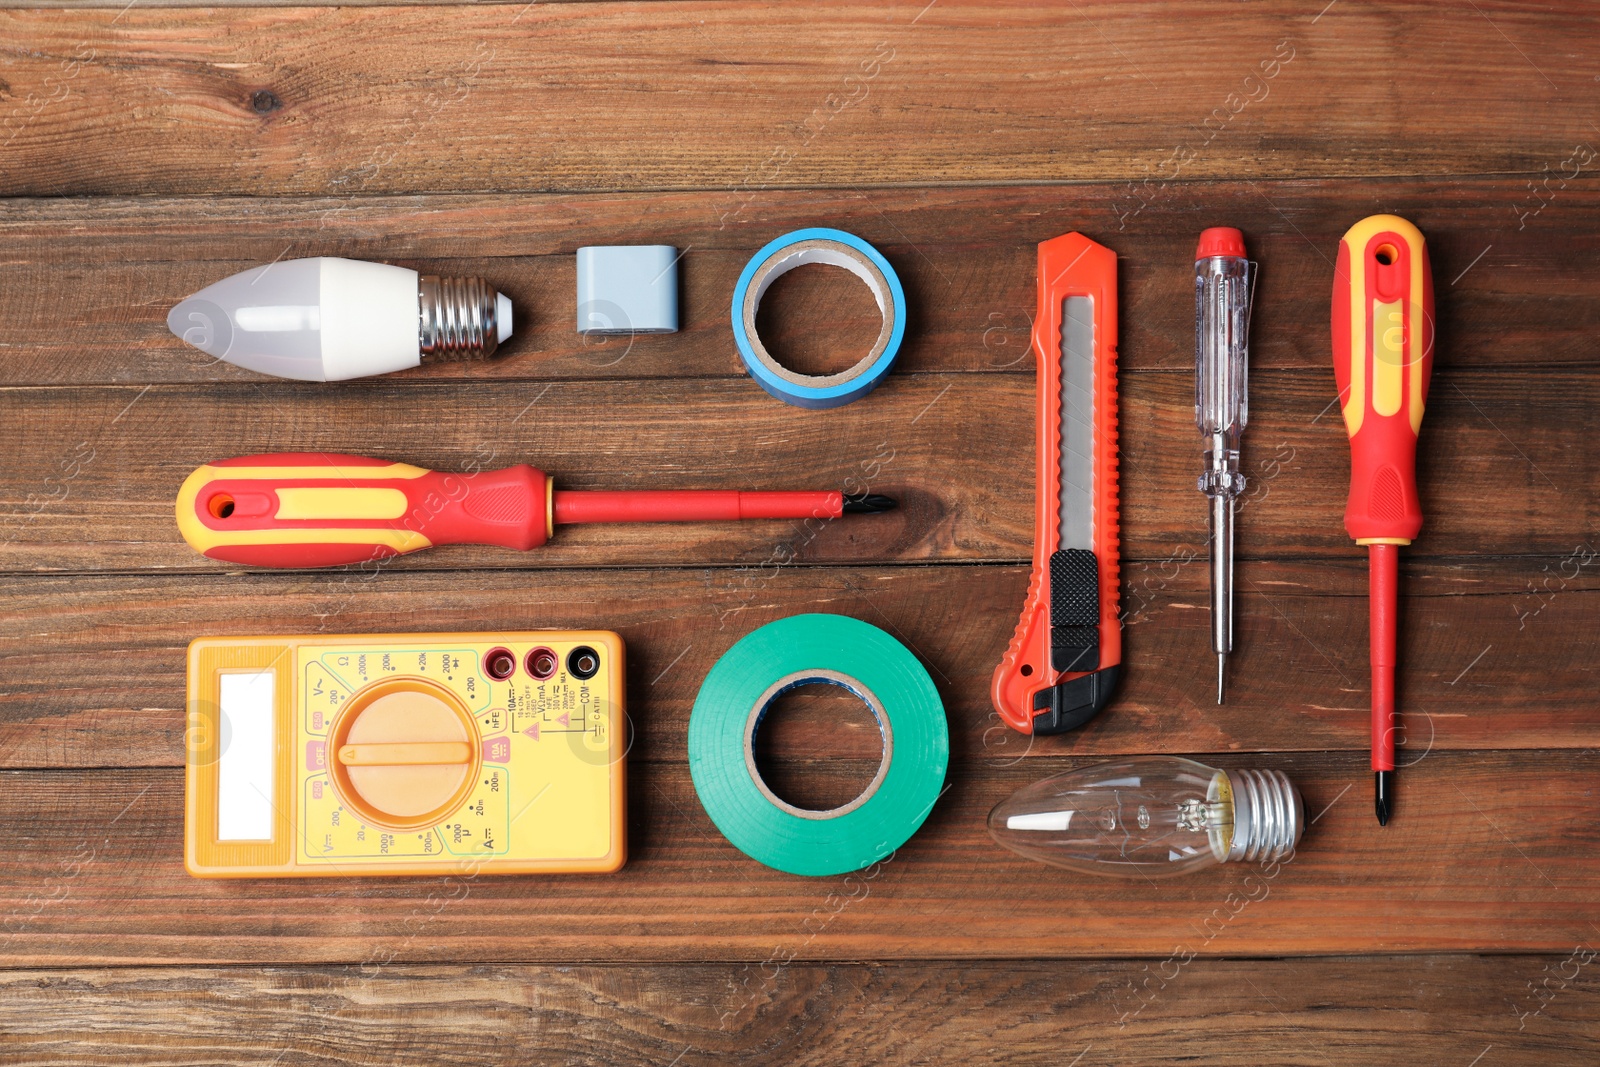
[525,647,558,681]
[567,646,600,680]
[484,647,517,681]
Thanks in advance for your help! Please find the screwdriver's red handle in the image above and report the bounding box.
[1332,216,1434,775]
[1332,215,1435,545]
[176,453,552,568]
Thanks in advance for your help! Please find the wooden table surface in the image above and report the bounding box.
[3,2,1599,1063]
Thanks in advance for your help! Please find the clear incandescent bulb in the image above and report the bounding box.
[988,756,1303,877]
[167,256,513,382]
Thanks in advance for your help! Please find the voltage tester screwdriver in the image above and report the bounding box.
[1195,228,1254,704]
[1331,215,1434,826]
[177,452,894,568]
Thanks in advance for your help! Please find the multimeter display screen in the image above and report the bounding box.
[217,670,276,842]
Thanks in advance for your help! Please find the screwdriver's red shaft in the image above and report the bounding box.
[554,490,840,524]
[1369,543,1399,779]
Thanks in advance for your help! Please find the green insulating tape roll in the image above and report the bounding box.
[688,614,948,877]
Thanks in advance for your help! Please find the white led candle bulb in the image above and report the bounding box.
[988,756,1303,877]
[168,257,514,382]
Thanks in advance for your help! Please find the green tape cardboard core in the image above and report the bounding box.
[689,614,948,877]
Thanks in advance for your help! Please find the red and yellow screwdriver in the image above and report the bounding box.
[176,452,894,568]
[1331,215,1435,825]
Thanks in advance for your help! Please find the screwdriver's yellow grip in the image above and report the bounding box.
[1331,215,1434,545]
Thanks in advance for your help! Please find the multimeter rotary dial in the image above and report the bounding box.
[326,677,482,830]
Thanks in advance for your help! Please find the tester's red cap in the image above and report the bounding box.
[1196,227,1246,260]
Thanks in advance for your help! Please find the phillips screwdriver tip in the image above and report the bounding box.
[842,493,897,514]
[1375,771,1393,826]
[1217,653,1226,705]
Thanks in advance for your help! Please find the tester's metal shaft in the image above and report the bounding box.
[1209,488,1234,703]
[1195,229,1254,705]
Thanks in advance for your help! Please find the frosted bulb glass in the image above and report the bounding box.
[167,257,513,382]
[988,756,1302,877]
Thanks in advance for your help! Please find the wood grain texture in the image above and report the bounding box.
[0,751,1595,965]
[1,561,1596,772]
[3,364,1597,571]
[1,957,1596,1066]
[0,180,1595,389]
[0,3,1596,196]
[4,179,1596,577]
[3,0,1598,1054]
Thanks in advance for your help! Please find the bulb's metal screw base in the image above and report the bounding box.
[1225,769,1303,863]
[419,275,504,361]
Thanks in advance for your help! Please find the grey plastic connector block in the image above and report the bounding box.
[576,245,680,335]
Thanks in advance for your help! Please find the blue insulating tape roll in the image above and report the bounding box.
[731,228,907,409]
[688,614,948,877]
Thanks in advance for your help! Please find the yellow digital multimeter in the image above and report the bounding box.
[185,631,626,877]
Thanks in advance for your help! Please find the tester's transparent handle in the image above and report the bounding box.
[1195,256,1254,498]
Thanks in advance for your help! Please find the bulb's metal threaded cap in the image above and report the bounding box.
[419,275,506,361]
[1225,769,1303,863]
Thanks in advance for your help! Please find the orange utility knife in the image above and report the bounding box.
[991,233,1122,734]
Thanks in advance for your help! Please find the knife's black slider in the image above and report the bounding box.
[1049,548,1100,672]
[1034,547,1119,734]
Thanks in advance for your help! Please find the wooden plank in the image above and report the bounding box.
[0,4,1593,196]
[3,359,1597,571]
[1,561,1595,771]
[0,0,1590,1049]
[0,375,1022,572]
[0,751,1595,965]
[0,957,1595,1065]
[0,180,1595,388]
